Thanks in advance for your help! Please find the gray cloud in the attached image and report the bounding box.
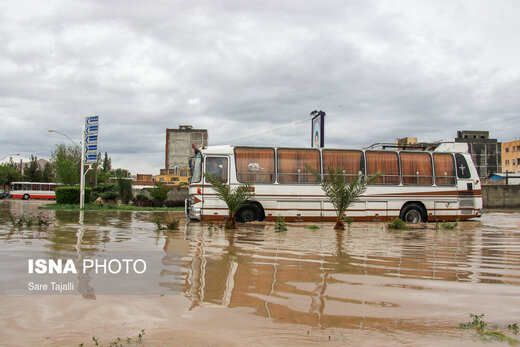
[1,0,519,173]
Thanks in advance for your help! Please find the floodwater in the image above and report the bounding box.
[0,200,519,346]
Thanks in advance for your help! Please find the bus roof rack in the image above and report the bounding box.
[364,142,440,151]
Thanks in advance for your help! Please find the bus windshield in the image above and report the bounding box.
[190,153,202,183]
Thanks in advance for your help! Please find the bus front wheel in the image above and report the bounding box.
[400,203,426,223]
[23,194,30,200]
[236,204,261,223]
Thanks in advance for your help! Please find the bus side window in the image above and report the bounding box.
[235,148,275,183]
[322,150,364,183]
[277,149,320,184]
[400,152,433,185]
[433,154,456,185]
[455,153,471,179]
[366,151,399,184]
[206,157,228,183]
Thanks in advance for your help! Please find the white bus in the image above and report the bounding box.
[186,143,483,223]
[9,182,57,200]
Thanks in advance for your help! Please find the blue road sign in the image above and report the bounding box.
[85,144,97,151]
[85,135,97,144]
[85,153,98,163]
[85,125,98,134]
[86,116,99,125]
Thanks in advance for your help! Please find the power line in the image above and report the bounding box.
[214,119,308,145]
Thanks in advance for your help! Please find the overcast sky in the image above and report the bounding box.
[1,0,519,173]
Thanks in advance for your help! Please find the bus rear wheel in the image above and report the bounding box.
[23,194,30,200]
[400,203,426,223]
[236,204,261,223]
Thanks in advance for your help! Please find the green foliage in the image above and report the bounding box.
[509,323,519,331]
[439,221,458,230]
[114,168,130,178]
[480,330,519,344]
[52,143,81,185]
[23,155,43,182]
[92,182,118,201]
[308,165,379,229]
[460,313,487,329]
[344,217,354,226]
[116,177,132,204]
[274,216,287,232]
[205,173,254,229]
[42,161,55,182]
[7,213,51,227]
[0,162,21,187]
[387,218,408,230]
[305,224,320,230]
[55,186,92,204]
[135,194,148,200]
[154,216,180,231]
[100,191,118,200]
[86,329,145,347]
[150,182,170,202]
[460,313,519,344]
[102,152,111,173]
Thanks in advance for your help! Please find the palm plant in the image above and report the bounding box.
[308,166,379,230]
[205,173,254,229]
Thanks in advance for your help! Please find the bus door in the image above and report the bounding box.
[455,153,478,216]
[203,156,229,219]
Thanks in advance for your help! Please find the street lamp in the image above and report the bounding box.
[48,129,80,148]
[0,153,20,161]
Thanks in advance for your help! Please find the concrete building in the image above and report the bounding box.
[455,130,501,179]
[502,140,520,174]
[395,137,438,151]
[165,125,208,173]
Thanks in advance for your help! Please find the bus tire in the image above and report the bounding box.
[400,203,426,223]
[23,194,30,200]
[236,204,261,223]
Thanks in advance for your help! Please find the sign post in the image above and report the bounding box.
[80,115,99,209]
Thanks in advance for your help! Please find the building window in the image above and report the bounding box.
[506,147,509,153]
[514,159,517,166]
[506,160,510,165]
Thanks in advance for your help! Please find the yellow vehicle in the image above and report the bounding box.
[156,168,189,187]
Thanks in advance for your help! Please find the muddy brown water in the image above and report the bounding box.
[0,200,519,346]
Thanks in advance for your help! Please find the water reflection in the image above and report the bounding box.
[1,199,520,335]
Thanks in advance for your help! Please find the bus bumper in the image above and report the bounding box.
[185,199,201,220]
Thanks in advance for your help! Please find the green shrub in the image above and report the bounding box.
[440,221,458,230]
[55,186,92,204]
[274,216,287,232]
[117,177,133,204]
[100,190,118,200]
[149,182,170,202]
[92,182,118,201]
[135,193,148,200]
[387,218,407,230]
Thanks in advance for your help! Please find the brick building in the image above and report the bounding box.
[164,125,208,173]
[502,139,520,173]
